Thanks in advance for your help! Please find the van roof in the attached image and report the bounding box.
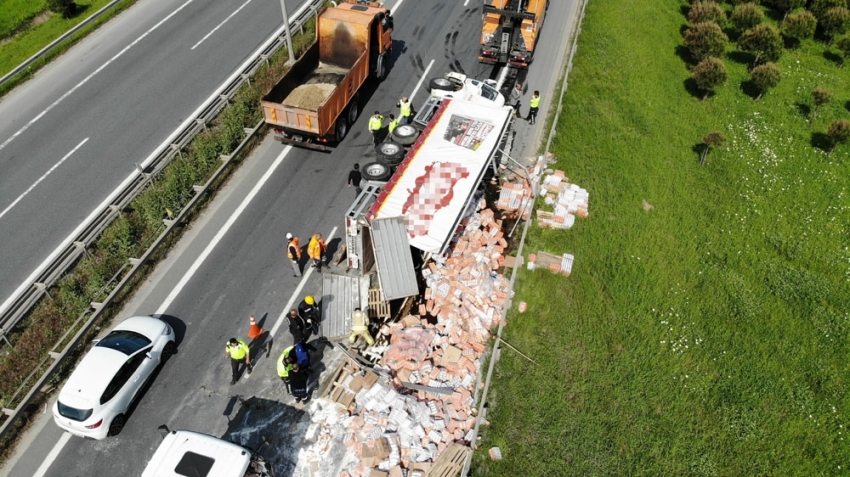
[142,430,251,477]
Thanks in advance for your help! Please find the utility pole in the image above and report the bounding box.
[279,0,295,65]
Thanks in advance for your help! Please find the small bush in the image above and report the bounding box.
[46,0,76,18]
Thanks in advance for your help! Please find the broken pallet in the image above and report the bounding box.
[427,443,471,477]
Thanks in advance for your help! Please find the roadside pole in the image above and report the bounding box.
[279,0,296,65]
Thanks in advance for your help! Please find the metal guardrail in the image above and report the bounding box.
[0,0,125,89]
[0,0,326,439]
[462,0,590,473]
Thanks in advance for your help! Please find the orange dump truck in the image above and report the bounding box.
[479,0,547,68]
[262,3,393,151]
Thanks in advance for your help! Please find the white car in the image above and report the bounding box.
[142,426,274,477]
[427,72,505,107]
[52,316,176,439]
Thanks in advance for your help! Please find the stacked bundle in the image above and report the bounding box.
[536,171,589,229]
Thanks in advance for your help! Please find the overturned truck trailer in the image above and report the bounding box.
[321,99,515,339]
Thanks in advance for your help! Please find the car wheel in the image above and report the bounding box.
[335,115,349,143]
[161,341,176,365]
[108,414,126,437]
[392,124,419,146]
[347,95,359,125]
[429,77,461,92]
[375,140,405,166]
[361,162,392,182]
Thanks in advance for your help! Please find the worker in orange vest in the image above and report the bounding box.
[286,233,301,277]
[307,233,327,272]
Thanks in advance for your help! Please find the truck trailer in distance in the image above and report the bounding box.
[261,2,393,151]
[479,0,547,68]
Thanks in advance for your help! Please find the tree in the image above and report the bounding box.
[750,62,781,100]
[689,1,728,24]
[782,11,818,43]
[810,0,847,19]
[700,131,727,166]
[820,7,850,43]
[771,0,806,22]
[693,58,728,100]
[684,22,729,61]
[826,119,850,154]
[836,35,850,66]
[46,0,76,18]
[738,24,784,65]
[811,87,832,121]
[731,3,765,31]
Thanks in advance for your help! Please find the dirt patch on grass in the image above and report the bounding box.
[0,11,53,47]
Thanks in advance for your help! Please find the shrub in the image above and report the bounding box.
[731,3,765,30]
[810,0,847,19]
[46,0,76,19]
[826,119,850,154]
[738,24,784,64]
[684,22,729,61]
[689,2,728,24]
[693,57,728,100]
[820,7,850,41]
[750,62,781,99]
[782,10,818,42]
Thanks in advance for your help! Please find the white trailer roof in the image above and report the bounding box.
[367,99,513,254]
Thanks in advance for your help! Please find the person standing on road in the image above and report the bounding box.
[289,363,310,404]
[397,96,412,125]
[298,295,319,328]
[526,90,540,125]
[348,163,362,196]
[368,111,384,146]
[348,308,374,347]
[287,308,310,346]
[510,83,523,119]
[277,342,310,395]
[308,233,327,272]
[225,338,251,385]
[286,233,301,277]
[388,114,399,135]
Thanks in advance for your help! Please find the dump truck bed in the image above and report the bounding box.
[282,63,351,111]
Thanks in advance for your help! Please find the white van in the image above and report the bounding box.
[142,426,274,477]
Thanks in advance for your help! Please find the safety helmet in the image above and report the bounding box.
[305,295,314,305]
[286,233,293,239]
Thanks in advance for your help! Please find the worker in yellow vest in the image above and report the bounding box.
[286,233,301,277]
[349,308,374,347]
[526,90,541,125]
[368,111,384,145]
[388,114,399,135]
[225,338,251,385]
[396,96,412,125]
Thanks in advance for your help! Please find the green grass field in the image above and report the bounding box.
[475,0,850,475]
[0,0,47,39]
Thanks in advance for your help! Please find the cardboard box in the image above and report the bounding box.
[369,470,388,477]
[388,466,404,477]
[440,345,462,367]
[375,437,391,460]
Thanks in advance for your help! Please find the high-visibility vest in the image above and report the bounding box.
[388,118,399,134]
[277,346,294,377]
[368,115,383,132]
[308,236,326,259]
[287,237,301,259]
[227,340,248,360]
[351,310,368,331]
[530,95,541,108]
[399,100,411,118]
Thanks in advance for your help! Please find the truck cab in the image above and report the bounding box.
[142,427,274,477]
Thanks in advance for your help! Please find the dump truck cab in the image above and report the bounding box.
[479,0,547,68]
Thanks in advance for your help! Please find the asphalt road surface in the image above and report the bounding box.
[1,0,580,475]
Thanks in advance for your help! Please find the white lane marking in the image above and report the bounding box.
[463,0,469,6]
[0,0,316,318]
[191,0,253,50]
[269,226,338,338]
[0,0,196,154]
[32,432,71,477]
[0,138,88,222]
[391,0,405,15]
[409,58,434,101]
[154,146,293,316]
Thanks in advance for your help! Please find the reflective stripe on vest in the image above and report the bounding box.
[368,115,383,131]
[227,340,248,360]
[351,325,369,331]
[530,96,541,108]
[399,101,411,117]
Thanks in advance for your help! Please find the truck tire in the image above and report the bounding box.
[376,52,388,81]
[362,162,392,182]
[335,115,349,143]
[376,140,405,166]
[429,77,461,92]
[391,124,419,146]
[347,95,360,126]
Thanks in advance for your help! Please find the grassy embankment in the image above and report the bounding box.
[476,0,850,475]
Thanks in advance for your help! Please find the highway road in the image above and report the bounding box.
[1,0,580,475]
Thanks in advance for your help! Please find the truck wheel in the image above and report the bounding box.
[335,115,349,143]
[376,140,406,166]
[362,162,392,182]
[391,124,419,146]
[347,95,360,125]
[429,77,461,92]
[376,52,388,81]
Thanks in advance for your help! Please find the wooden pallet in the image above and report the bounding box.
[427,443,471,477]
[368,288,390,319]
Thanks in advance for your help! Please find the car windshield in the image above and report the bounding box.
[57,401,93,422]
[96,330,151,355]
[480,83,499,101]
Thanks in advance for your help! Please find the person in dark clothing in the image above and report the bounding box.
[348,163,362,196]
[287,308,309,345]
[289,363,310,403]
